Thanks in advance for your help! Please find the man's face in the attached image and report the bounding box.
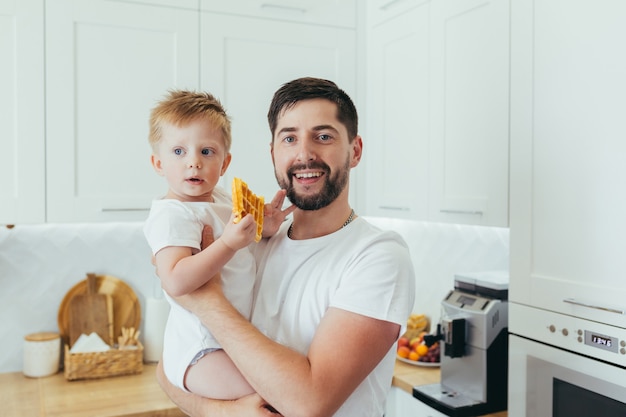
[271,99,361,210]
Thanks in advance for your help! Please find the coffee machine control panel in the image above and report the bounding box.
[444,290,493,313]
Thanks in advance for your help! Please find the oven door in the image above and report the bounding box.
[508,335,626,417]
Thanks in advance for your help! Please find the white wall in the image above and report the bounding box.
[0,218,508,373]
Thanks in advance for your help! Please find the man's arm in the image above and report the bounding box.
[155,360,278,417]
[175,279,400,417]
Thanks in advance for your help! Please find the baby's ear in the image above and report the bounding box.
[151,154,164,175]
[220,152,232,176]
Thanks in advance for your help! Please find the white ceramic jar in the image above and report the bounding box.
[23,332,61,377]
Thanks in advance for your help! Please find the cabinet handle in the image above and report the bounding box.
[440,209,484,216]
[380,0,410,11]
[378,205,410,211]
[563,298,625,315]
[261,4,306,14]
[101,208,149,212]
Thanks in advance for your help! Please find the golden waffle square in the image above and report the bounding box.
[232,177,264,242]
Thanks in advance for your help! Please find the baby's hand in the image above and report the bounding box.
[220,212,257,251]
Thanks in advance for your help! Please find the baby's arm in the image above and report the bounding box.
[156,214,257,297]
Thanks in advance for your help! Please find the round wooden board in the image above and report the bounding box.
[58,275,141,346]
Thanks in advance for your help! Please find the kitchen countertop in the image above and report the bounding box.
[393,360,508,417]
[1,361,507,416]
[0,364,184,417]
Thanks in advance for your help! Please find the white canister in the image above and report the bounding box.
[143,297,170,363]
[23,332,61,378]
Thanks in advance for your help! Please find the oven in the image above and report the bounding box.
[508,303,626,416]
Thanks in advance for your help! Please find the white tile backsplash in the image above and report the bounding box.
[0,218,508,373]
[363,217,509,329]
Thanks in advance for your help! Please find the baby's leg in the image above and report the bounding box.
[184,349,255,400]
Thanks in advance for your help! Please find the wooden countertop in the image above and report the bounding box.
[1,361,506,416]
[392,360,507,417]
[0,364,185,417]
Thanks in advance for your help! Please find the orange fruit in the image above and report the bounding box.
[416,344,429,356]
[408,350,420,361]
[397,346,410,358]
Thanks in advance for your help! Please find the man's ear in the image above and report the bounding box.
[350,135,363,167]
[151,154,164,176]
[220,153,232,176]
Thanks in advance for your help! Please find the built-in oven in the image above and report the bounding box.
[508,303,626,416]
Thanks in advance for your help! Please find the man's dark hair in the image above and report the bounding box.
[267,77,358,141]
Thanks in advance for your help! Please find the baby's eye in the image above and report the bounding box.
[201,148,214,156]
[174,148,184,156]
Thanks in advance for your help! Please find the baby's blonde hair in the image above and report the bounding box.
[149,90,232,152]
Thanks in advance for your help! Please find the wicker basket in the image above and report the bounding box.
[63,343,143,381]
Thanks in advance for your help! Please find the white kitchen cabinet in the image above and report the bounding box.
[45,0,199,222]
[365,2,430,220]
[365,0,509,227]
[0,0,45,224]
[199,6,357,200]
[509,0,626,328]
[428,0,509,226]
[385,387,446,417]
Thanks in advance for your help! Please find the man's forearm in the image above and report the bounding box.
[187,287,395,417]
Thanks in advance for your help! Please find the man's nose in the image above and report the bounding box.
[296,141,315,161]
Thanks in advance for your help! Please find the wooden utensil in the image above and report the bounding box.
[58,274,141,348]
[68,273,114,347]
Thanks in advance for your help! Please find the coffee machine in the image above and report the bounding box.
[413,271,509,417]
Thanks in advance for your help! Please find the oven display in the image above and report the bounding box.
[591,334,612,348]
[584,331,618,353]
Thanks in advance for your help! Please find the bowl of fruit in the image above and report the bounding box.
[396,313,440,367]
[396,332,441,367]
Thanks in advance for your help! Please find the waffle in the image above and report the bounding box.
[232,177,264,242]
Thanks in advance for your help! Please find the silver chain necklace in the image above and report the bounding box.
[288,209,355,239]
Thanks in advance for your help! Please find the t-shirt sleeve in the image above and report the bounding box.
[143,201,203,255]
[330,231,416,334]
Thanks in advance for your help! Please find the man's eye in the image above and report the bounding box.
[319,134,331,141]
[284,136,295,143]
[174,148,184,155]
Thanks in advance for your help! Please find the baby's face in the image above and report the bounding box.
[151,119,231,202]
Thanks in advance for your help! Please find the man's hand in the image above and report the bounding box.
[200,224,215,250]
[262,189,295,237]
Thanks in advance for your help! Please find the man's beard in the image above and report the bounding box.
[276,159,350,211]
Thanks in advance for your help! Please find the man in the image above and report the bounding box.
[158,77,415,416]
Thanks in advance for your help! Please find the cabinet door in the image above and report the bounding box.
[428,0,509,227]
[365,3,430,219]
[0,0,45,224]
[200,12,356,200]
[45,0,199,222]
[385,387,447,417]
[509,0,626,328]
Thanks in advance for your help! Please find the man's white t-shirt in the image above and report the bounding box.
[252,216,416,417]
[143,186,256,390]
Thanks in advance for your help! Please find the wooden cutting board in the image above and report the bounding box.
[68,273,114,347]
